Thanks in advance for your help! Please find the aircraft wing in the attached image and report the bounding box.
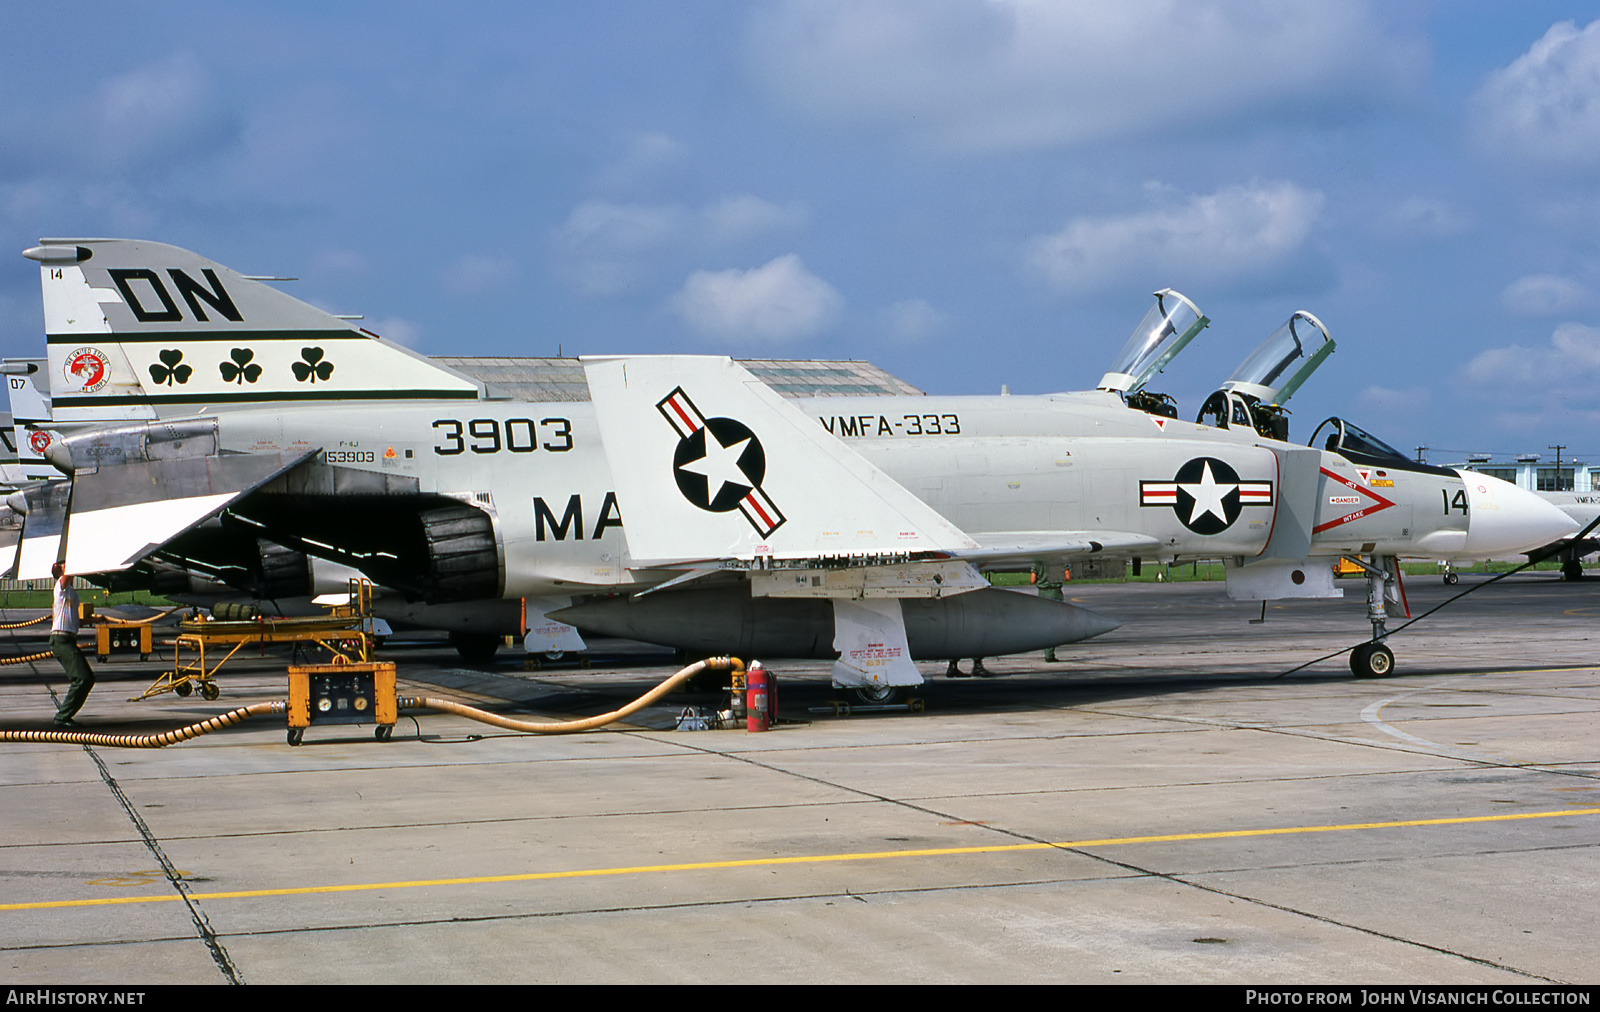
[15,450,317,579]
[12,480,71,581]
[0,503,23,578]
[951,530,1164,570]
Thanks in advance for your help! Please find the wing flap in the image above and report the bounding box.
[954,530,1163,570]
[39,450,317,578]
[14,481,71,580]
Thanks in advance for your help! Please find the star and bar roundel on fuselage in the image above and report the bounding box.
[1140,456,1274,535]
[657,386,786,538]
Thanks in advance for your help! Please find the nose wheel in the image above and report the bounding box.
[848,684,905,705]
[1350,642,1395,678]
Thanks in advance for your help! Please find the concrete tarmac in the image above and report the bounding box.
[1,572,1597,984]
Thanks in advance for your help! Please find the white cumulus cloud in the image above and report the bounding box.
[1382,197,1472,239]
[1356,385,1431,413]
[749,0,1418,152]
[88,53,233,170]
[556,195,805,296]
[1473,19,1600,171]
[1464,322,1600,390]
[1459,321,1600,431]
[1026,181,1325,296]
[593,132,691,191]
[879,298,949,342]
[671,254,843,342]
[441,254,518,296]
[367,316,423,349]
[1501,275,1589,317]
[702,195,806,246]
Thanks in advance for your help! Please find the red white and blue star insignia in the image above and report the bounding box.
[657,386,786,538]
[1140,457,1273,535]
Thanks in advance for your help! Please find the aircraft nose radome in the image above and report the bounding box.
[1459,472,1580,556]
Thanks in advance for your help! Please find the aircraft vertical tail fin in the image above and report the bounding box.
[583,355,977,564]
[23,239,483,423]
[4,360,60,480]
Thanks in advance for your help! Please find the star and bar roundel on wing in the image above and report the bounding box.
[657,386,786,538]
[1140,457,1274,535]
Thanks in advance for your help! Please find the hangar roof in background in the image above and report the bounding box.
[433,357,924,402]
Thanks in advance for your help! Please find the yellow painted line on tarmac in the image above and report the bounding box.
[5,807,1599,913]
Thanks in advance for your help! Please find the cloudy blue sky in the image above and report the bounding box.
[4,2,1599,462]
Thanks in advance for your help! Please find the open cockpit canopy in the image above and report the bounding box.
[1098,289,1208,396]
[1222,311,1334,405]
[1197,310,1336,441]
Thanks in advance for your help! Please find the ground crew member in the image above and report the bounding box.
[1039,566,1068,662]
[50,562,93,727]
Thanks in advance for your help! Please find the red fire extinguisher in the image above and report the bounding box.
[746,662,770,732]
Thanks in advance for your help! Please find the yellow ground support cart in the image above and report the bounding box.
[95,621,153,662]
[286,659,397,746]
[133,582,376,702]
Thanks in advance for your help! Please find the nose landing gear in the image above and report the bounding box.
[1345,555,1406,678]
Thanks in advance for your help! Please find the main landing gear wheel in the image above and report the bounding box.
[849,685,904,705]
[1350,642,1396,679]
[1562,559,1584,581]
[450,632,501,664]
[1443,572,1459,586]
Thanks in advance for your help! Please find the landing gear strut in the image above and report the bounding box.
[1346,555,1403,679]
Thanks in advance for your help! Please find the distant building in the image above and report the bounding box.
[432,357,924,402]
[1451,454,1592,492]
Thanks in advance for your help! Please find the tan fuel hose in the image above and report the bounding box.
[397,655,745,734]
[0,609,53,663]
[0,606,188,664]
[0,604,184,631]
[0,701,286,748]
[105,604,189,626]
[0,657,744,746]
[0,650,55,666]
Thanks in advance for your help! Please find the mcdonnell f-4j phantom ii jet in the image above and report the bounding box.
[3,239,1577,693]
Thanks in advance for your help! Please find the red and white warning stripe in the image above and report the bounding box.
[739,486,785,538]
[1237,481,1273,506]
[1140,481,1178,506]
[657,386,705,437]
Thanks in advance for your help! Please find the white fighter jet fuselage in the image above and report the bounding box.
[8,238,1579,687]
[44,388,1565,599]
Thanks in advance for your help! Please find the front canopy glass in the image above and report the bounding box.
[1309,417,1456,475]
[1098,288,1208,394]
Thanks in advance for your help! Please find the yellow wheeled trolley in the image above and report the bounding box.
[133,581,377,702]
[286,658,397,746]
